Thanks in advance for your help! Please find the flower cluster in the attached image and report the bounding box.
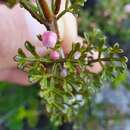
[42,31,60,60]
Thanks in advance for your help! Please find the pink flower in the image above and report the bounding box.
[50,50,60,60]
[42,31,57,48]
[124,4,130,13]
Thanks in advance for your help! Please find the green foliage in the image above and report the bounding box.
[15,28,127,127]
[71,0,87,6]
[112,71,128,88]
[69,0,87,13]
[0,82,39,130]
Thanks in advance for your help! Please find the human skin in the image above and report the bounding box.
[0,1,102,85]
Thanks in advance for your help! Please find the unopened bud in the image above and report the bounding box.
[42,31,57,48]
[50,50,60,60]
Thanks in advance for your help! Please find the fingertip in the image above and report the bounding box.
[61,12,78,53]
[86,51,104,73]
[23,5,47,46]
[0,68,30,86]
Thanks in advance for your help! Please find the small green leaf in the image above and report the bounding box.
[18,48,26,58]
[40,78,48,89]
[6,0,17,8]
[25,41,39,57]
[120,56,128,63]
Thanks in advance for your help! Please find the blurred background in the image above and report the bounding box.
[1,0,130,130]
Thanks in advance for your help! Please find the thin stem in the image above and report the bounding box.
[36,0,44,17]
[54,17,60,39]
[57,9,68,20]
[54,0,61,15]
[86,57,121,66]
[38,0,53,22]
[56,5,72,20]
[19,55,120,66]
[20,0,45,24]
[21,57,66,63]
[51,0,55,12]
[65,0,69,10]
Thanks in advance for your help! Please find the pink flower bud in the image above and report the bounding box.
[124,4,130,13]
[60,68,68,77]
[42,31,57,48]
[50,51,60,60]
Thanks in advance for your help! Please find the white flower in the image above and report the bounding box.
[74,51,81,60]
[60,68,68,77]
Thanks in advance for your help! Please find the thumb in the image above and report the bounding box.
[56,0,78,54]
[61,12,78,54]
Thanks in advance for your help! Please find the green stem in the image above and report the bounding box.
[57,9,68,20]
[86,57,121,66]
[57,5,73,20]
[51,0,55,12]
[36,0,44,17]
[20,0,45,24]
[65,0,69,10]
[18,56,121,66]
